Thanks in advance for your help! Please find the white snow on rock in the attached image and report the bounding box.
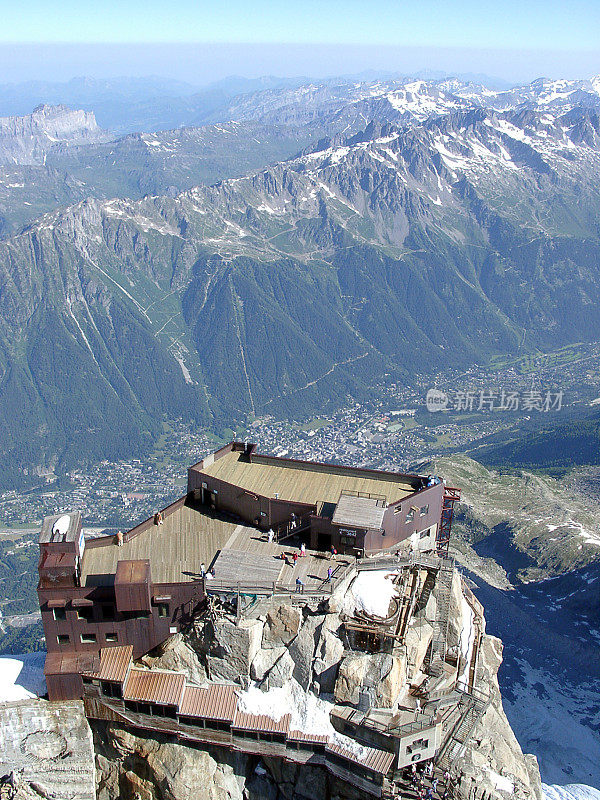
[0,658,35,703]
[485,767,514,794]
[350,569,400,618]
[0,653,46,701]
[543,785,600,800]
[236,679,367,757]
[458,590,475,684]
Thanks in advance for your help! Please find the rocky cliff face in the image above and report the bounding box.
[0,104,109,165]
[95,564,542,800]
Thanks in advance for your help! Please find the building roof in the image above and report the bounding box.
[232,710,291,735]
[115,559,151,586]
[332,494,386,530]
[39,511,82,545]
[211,548,284,587]
[84,646,133,683]
[80,497,247,586]
[326,742,395,775]
[287,729,329,745]
[123,668,186,707]
[44,651,99,677]
[179,684,238,722]
[195,449,416,506]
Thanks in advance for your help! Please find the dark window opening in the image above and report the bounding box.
[105,632,118,643]
[101,681,122,698]
[77,607,94,621]
[80,632,97,643]
[57,634,70,644]
[53,607,67,621]
[157,603,170,618]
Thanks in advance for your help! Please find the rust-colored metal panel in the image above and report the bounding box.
[288,729,328,744]
[232,711,291,735]
[326,742,394,775]
[179,684,238,722]
[123,668,185,707]
[115,559,151,613]
[85,645,133,683]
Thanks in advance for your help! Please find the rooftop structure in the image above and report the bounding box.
[193,446,417,506]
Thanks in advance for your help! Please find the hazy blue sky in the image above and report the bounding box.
[2,0,599,83]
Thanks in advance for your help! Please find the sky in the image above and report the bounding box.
[1,0,599,84]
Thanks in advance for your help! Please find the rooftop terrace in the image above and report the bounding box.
[80,496,353,591]
[194,449,417,506]
[80,497,246,586]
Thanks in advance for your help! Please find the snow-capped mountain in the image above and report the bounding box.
[214,74,600,131]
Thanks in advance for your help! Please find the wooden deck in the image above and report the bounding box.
[82,499,354,592]
[220,525,354,591]
[81,501,248,586]
[200,450,415,505]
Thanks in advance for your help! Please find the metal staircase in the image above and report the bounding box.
[436,684,490,770]
[427,557,454,676]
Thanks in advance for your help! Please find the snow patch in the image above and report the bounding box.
[350,569,400,618]
[0,659,36,703]
[543,785,600,800]
[236,680,367,757]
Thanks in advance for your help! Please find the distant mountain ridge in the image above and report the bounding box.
[1,96,600,484]
[0,104,109,165]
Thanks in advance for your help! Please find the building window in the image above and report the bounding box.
[53,607,67,621]
[80,633,97,644]
[407,737,429,753]
[157,603,169,618]
[77,607,94,621]
[105,632,118,643]
[419,528,431,539]
[57,634,70,645]
[393,506,401,514]
[101,681,122,698]
[405,509,415,523]
[420,505,429,516]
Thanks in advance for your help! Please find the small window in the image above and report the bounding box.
[407,737,429,753]
[419,528,430,540]
[105,632,118,643]
[53,607,67,621]
[393,506,401,514]
[405,509,415,523]
[80,633,97,644]
[57,634,70,644]
[420,505,429,516]
[157,603,169,618]
[77,607,94,621]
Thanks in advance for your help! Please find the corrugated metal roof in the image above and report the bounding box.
[85,645,133,682]
[288,729,328,745]
[232,711,291,735]
[326,742,395,775]
[123,668,185,707]
[179,684,238,722]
